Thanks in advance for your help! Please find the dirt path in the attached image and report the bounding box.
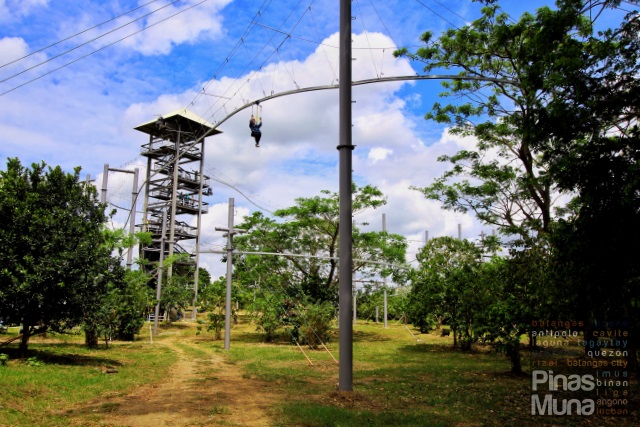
[67,338,280,427]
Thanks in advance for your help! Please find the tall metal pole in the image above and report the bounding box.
[126,168,139,270]
[85,174,92,198]
[142,154,152,233]
[353,220,357,325]
[384,288,388,329]
[167,125,181,277]
[224,198,235,350]
[383,213,388,329]
[154,209,168,335]
[100,163,109,204]
[338,0,353,392]
[192,139,206,320]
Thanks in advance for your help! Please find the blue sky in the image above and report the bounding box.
[0,0,633,278]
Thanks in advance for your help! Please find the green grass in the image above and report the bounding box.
[0,318,638,426]
[0,330,174,427]
[225,321,639,427]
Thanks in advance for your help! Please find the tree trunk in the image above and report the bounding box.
[19,323,31,358]
[507,341,522,374]
[528,330,537,350]
[85,329,99,348]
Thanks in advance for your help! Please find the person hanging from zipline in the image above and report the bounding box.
[249,101,262,147]
[249,115,262,147]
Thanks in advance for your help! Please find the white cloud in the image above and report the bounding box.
[119,29,499,278]
[0,37,30,64]
[368,147,392,163]
[0,0,49,23]
[118,0,231,56]
[1,0,512,280]
[0,36,48,82]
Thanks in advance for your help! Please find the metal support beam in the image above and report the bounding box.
[353,220,357,326]
[153,209,168,335]
[192,139,206,320]
[384,288,388,329]
[198,249,402,267]
[100,163,109,204]
[99,164,140,270]
[141,154,152,234]
[167,125,181,277]
[223,198,234,350]
[126,168,139,270]
[215,198,246,350]
[338,0,353,392]
[383,213,388,329]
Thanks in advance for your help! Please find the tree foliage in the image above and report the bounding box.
[549,131,640,367]
[474,244,553,374]
[357,285,408,323]
[0,158,113,355]
[409,237,496,350]
[231,185,406,343]
[198,277,226,340]
[233,185,406,305]
[82,229,153,347]
[234,185,404,301]
[396,0,639,243]
[399,0,639,370]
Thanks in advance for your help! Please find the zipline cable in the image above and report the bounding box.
[0,0,163,70]
[0,0,183,85]
[354,0,381,78]
[0,0,210,97]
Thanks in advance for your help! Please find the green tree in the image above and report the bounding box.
[409,237,491,350]
[297,299,335,349]
[249,289,285,343]
[114,269,152,341]
[357,285,385,323]
[397,0,639,366]
[231,186,406,343]
[198,277,226,340]
[234,185,406,306]
[474,246,553,374]
[395,0,635,242]
[359,285,410,323]
[84,270,150,347]
[535,4,640,368]
[549,132,640,368]
[197,267,212,293]
[82,229,152,347]
[0,158,110,355]
[160,276,193,321]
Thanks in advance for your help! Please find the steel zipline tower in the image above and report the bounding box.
[134,109,222,315]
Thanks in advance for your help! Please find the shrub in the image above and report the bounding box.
[298,301,335,349]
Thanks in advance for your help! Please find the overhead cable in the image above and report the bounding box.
[0,0,182,85]
[0,0,208,96]
[0,0,163,70]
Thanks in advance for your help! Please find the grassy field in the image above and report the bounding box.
[0,319,637,426]
[0,325,174,426]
